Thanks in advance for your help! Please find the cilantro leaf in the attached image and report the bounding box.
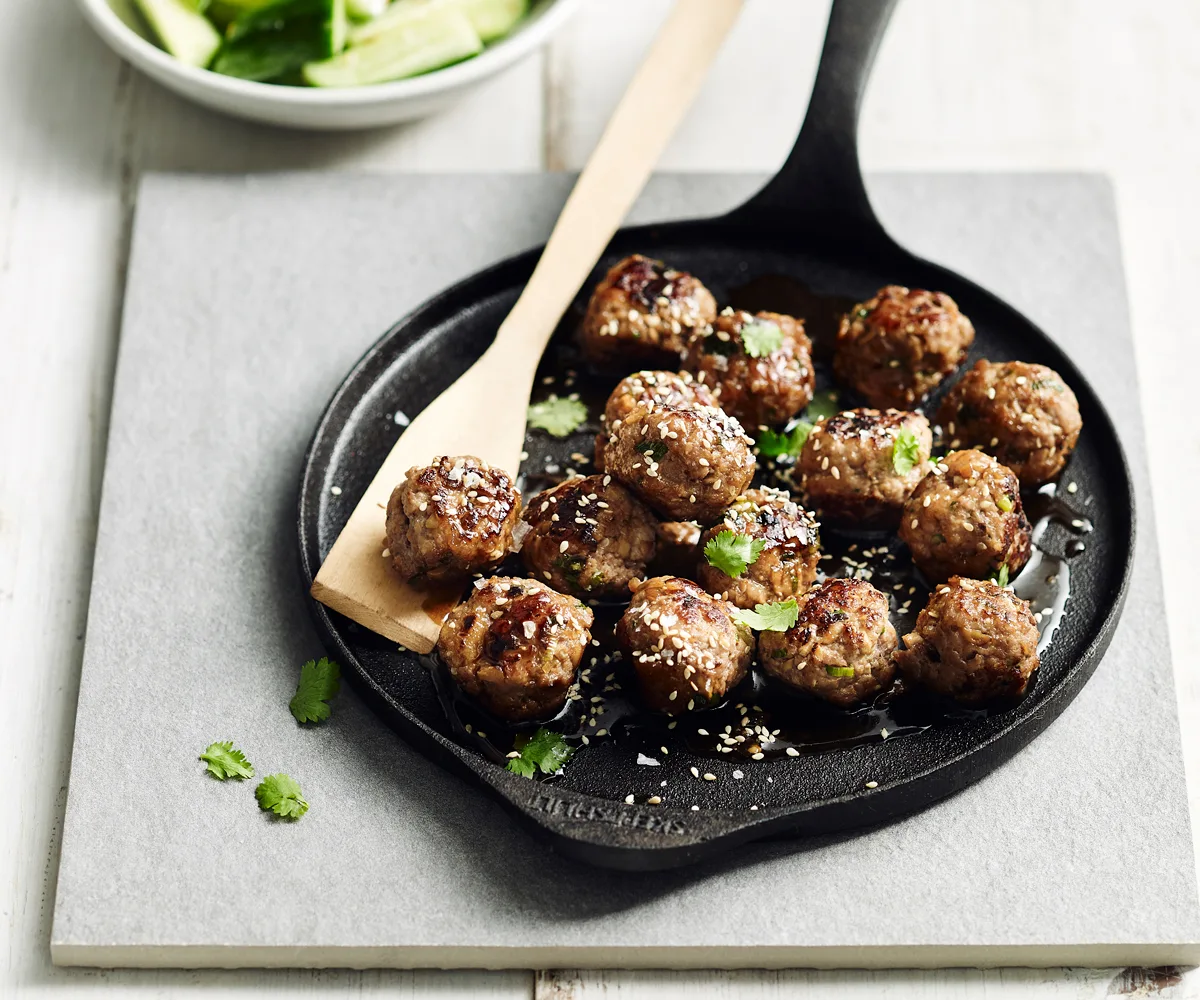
[255,773,308,819]
[740,319,783,358]
[805,390,839,421]
[892,427,921,474]
[289,657,341,724]
[505,728,573,778]
[199,741,254,780]
[732,598,800,632]
[991,563,1011,588]
[703,530,766,578]
[635,440,668,462]
[757,420,812,458]
[527,394,588,438]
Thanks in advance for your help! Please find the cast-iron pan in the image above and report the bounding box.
[297,0,1134,870]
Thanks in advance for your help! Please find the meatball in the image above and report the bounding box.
[936,359,1083,485]
[697,487,820,609]
[896,576,1039,704]
[520,474,657,599]
[648,520,703,578]
[759,578,898,707]
[681,309,814,427]
[834,285,975,408]
[603,401,756,523]
[385,455,521,584]
[438,576,593,722]
[797,408,933,527]
[579,255,717,371]
[594,370,717,469]
[616,576,753,715]
[899,449,1031,584]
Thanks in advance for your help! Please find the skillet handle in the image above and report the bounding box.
[727,0,899,245]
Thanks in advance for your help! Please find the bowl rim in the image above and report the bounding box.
[77,0,582,107]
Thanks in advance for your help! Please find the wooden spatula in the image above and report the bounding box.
[311,0,745,653]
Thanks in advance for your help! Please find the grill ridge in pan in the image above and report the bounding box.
[297,0,1134,870]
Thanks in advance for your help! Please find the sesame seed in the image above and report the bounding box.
[785,747,799,757]
[690,766,700,778]
[703,773,716,781]
[648,796,662,805]
[625,794,635,805]
[866,781,878,789]
[330,486,342,496]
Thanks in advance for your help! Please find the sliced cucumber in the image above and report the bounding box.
[457,0,527,43]
[214,0,346,80]
[325,0,349,54]
[213,18,328,79]
[134,0,222,67]
[304,7,481,86]
[346,0,388,20]
[350,0,526,48]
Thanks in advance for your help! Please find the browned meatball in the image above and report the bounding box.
[579,255,717,371]
[648,520,703,578]
[936,359,1083,485]
[899,450,1031,584]
[593,370,717,470]
[896,576,1039,704]
[438,576,593,722]
[681,309,814,427]
[616,576,753,715]
[697,487,820,609]
[385,455,521,584]
[520,474,657,599]
[797,409,933,528]
[759,578,897,707]
[834,285,975,408]
[603,401,756,523]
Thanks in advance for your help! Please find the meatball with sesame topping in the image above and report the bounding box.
[603,401,756,523]
[834,285,975,408]
[616,576,753,715]
[936,359,1083,485]
[438,576,593,722]
[759,578,898,707]
[899,449,1031,585]
[593,370,717,470]
[697,488,820,609]
[385,455,521,584]
[681,309,814,427]
[520,474,657,599]
[896,576,1039,704]
[579,255,718,371]
[797,408,932,528]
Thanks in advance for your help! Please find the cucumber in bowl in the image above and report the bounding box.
[129,0,530,86]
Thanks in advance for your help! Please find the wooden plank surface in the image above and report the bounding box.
[2,0,1198,996]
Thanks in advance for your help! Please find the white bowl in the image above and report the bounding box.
[78,0,582,130]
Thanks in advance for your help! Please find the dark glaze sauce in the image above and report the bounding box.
[421,275,1094,774]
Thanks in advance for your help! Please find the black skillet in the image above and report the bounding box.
[298,0,1134,871]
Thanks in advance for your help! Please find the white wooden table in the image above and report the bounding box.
[3,1,1198,996]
